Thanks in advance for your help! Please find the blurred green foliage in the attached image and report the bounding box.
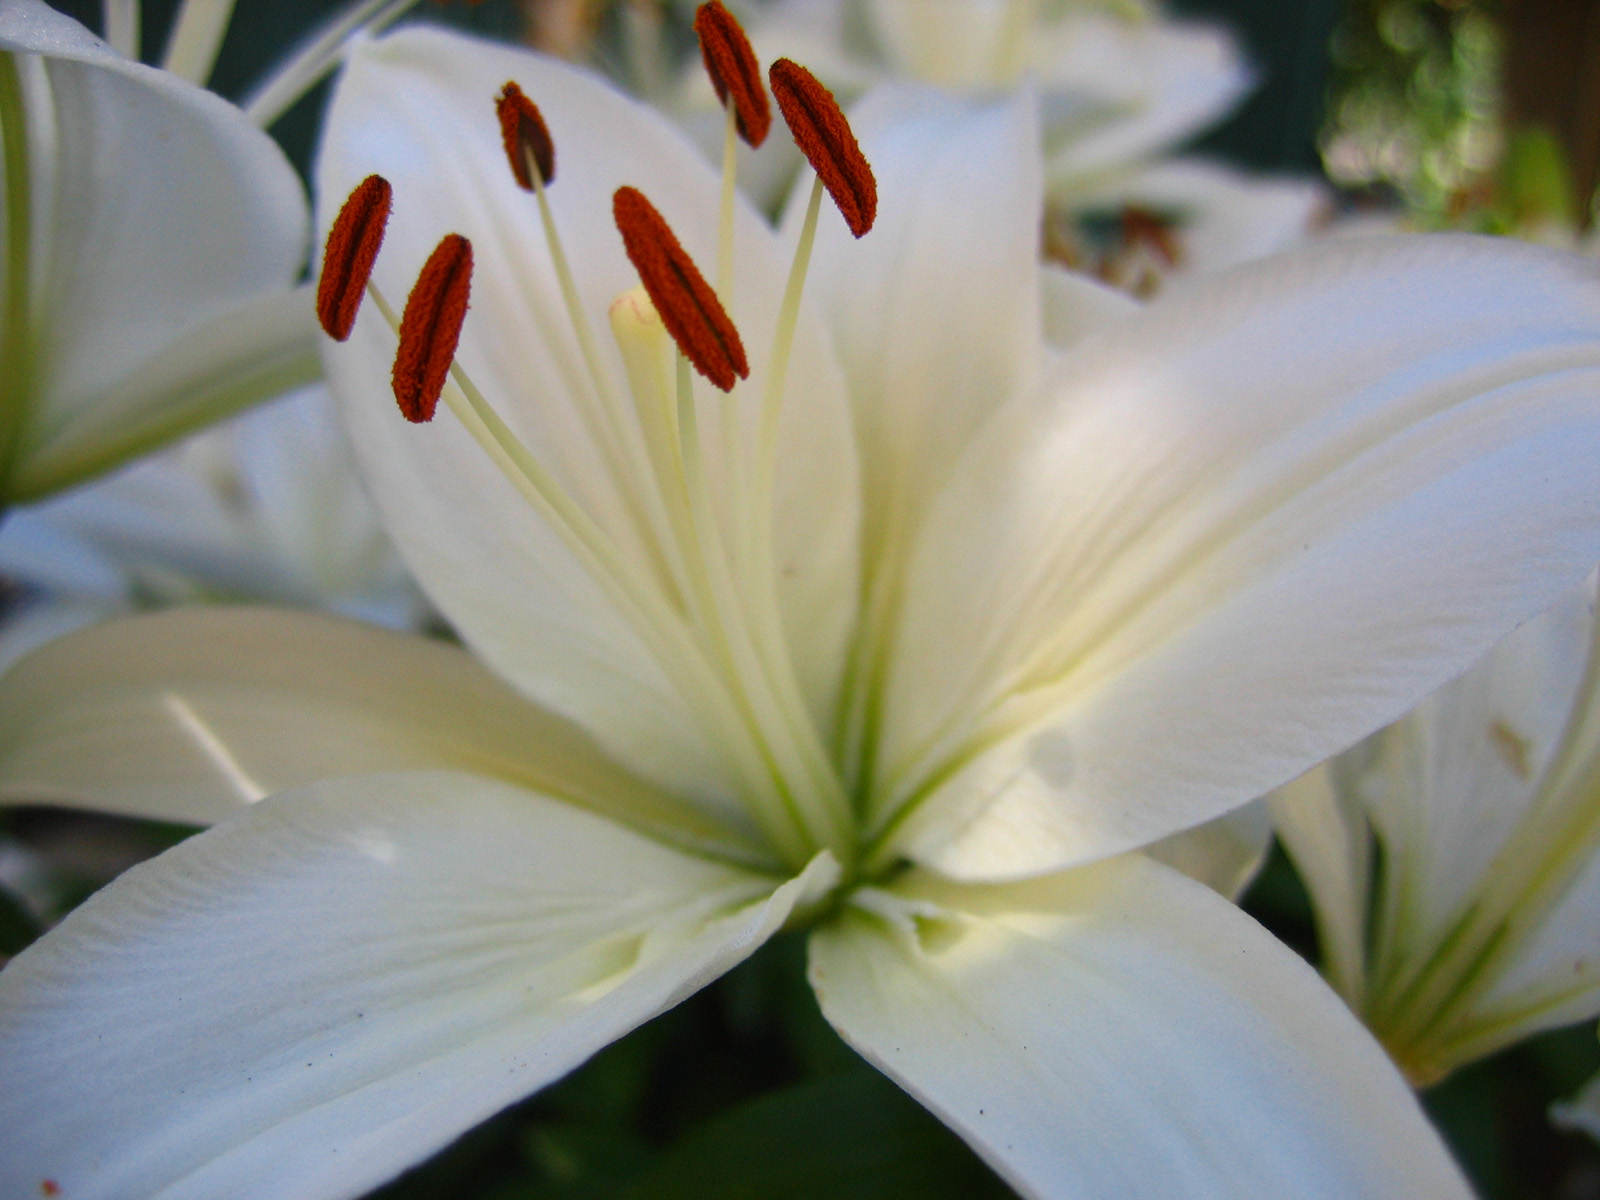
[1321,0,1503,219]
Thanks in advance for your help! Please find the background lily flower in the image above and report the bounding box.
[0,385,428,671]
[1272,582,1600,1088]
[1045,155,1329,296]
[4,24,1600,1199]
[670,0,1253,215]
[0,0,317,504]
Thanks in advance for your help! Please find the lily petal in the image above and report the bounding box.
[1145,800,1270,900]
[8,285,322,501]
[793,84,1041,553]
[1269,764,1371,1005]
[1035,11,1252,183]
[0,607,762,860]
[0,0,311,488]
[881,234,1600,878]
[1039,262,1140,348]
[0,770,836,1200]
[318,29,858,802]
[809,856,1473,1200]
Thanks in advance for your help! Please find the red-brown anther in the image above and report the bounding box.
[613,186,748,392]
[694,1,771,148]
[768,59,876,237]
[496,81,555,190]
[316,175,392,341]
[393,234,473,423]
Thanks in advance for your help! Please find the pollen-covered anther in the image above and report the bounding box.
[694,1,771,148]
[613,186,748,392]
[393,233,473,423]
[769,59,876,237]
[496,81,555,190]
[316,174,392,341]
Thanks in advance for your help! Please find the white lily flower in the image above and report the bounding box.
[672,0,1251,212]
[0,385,428,669]
[0,0,318,503]
[1272,583,1600,1087]
[4,24,1600,1199]
[1045,155,1330,297]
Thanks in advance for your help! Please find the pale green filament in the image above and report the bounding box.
[365,280,818,866]
[103,0,141,59]
[527,151,688,606]
[243,0,428,128]
[161,0,236,84]
[717,101,738,304]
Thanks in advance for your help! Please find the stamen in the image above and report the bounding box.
[613,186,748,392]
[496,81,555,190]
[316,175,392,341]
[393,233,472,423]
[694,1,771,149]
[768,59,876,238]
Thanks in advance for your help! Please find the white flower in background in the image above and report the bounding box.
[0,0,443,506]
[1272,583,1600,1089]
[0,386,428,669]
[3,20,1600,1199]
[669,0,1253,213]
[0,0,313,503]
[1045,156,1329,296]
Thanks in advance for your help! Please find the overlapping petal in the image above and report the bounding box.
[318,29,859,804]
[877,234,1600,879]
[0,0,315,496]
[0,770,835,1200]
[0,606,761,859]
[810,855,1472,1199]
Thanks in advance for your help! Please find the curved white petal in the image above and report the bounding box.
[8,286,323,502]
[0,771,837,1200]
[1039,262,1140,348]
[809,856,1471,1200]
[793,84,1041,555]
[882,235,1600,879]
[1036,12,1252,182]
[318,29,858,803]
[0,606,761,859]
[1144,799,1270,900]
[0,0,310,481]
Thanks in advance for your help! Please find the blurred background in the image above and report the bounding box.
[11,1,1600,1197]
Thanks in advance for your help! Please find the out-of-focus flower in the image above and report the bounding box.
[671,0,1252,213]
[0,0,315,504]
[0,386,428,670]
[1044,156,1330,296]
[0,0,446,506]
[3,23,1600,1199]
[1273,584,1600,1087]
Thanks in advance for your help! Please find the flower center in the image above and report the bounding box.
[317,19,880,877]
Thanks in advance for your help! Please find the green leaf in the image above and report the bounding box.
[615,1069,1017,1200]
